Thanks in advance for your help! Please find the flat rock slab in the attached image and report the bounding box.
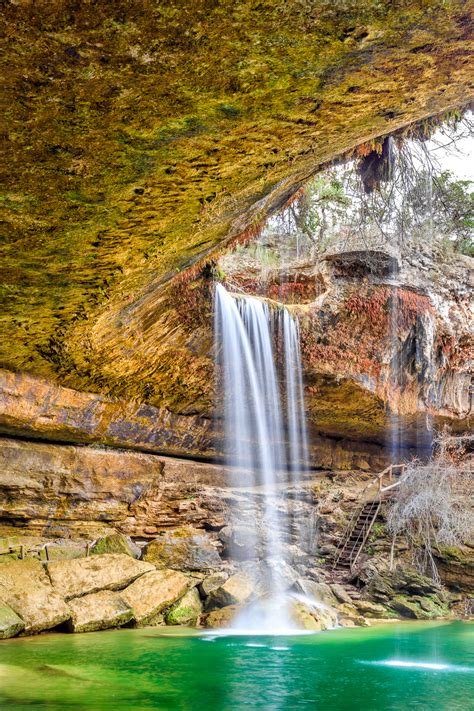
[120,569,190,625]
[143,527,222,571]
[47,554,154,600]
[0,603,25,639]
[0,559,70,634]
[68,591,134,633]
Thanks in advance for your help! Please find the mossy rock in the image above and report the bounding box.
[0,603,25,639]
[0,0,470,410]
[390,594,448,620]
[90,534,140,559]
[165,588,202,626]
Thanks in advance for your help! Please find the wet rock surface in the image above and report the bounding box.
[206,573,255,609]
[364,569,450,620]
[0,467,470,639]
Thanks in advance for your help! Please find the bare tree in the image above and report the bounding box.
[387,433,474,582]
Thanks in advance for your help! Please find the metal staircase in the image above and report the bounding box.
[333,464,406,573]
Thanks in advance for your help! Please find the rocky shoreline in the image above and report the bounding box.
[1,525,471,640]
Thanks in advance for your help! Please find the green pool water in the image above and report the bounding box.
[0,622,472,710]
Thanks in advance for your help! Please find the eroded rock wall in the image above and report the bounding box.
[0,437,228,539]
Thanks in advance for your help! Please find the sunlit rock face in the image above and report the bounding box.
[217,238,473,452]
[0,437,229,539]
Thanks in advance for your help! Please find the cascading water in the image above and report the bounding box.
[214,283,309,631]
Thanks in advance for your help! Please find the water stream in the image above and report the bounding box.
[214,283,309,630]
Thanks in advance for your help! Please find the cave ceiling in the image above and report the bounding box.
[1,0,473,403]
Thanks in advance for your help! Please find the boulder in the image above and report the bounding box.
[239,559,298,598]
[143,527,222,571]
[363,567,450,619]
[218,526,255,559]
[90,534,141,559]
[46,554,154,600]
[0,559,70,633]
[204,605,239,628]
[120,569,190,625]
[199,571,229,597]
[353,600,388,618]
[390,595,448,620]
[434,546,474,592]
[289,602,321,631]
[67,591,133,633]
[263,559,299,592]
[40,542,89,561]
[330,583,353,605]
[206,572,254,608]
[295,579,338,607]
[365,568,441,604]
[0,603,25,639]
[165,588,202,626]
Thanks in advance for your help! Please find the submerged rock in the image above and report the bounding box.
[165,588,202,626]
[0,603,25,639]
[0,559,70,634]
[46,554,154,600]
[120,569,190,625]
[143,528,222,571]
[90,534,141,559]
[67,591,133,633]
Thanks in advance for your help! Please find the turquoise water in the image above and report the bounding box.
[0,622,472,710]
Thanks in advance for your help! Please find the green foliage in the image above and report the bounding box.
[296,177,351,248]
[429,172,474,256]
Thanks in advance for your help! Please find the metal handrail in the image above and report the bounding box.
[333,463,406,570]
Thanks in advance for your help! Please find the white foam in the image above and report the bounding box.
[361,660,473,673]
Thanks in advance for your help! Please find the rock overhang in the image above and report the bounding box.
[1,0,473,402]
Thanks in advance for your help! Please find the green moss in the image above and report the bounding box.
[0,0,471,403]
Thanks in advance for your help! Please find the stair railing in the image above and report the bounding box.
[332,463,406,571]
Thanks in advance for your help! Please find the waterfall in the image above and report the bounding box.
[214,283,309,630]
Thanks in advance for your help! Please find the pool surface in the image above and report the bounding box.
[0,621,472,709]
